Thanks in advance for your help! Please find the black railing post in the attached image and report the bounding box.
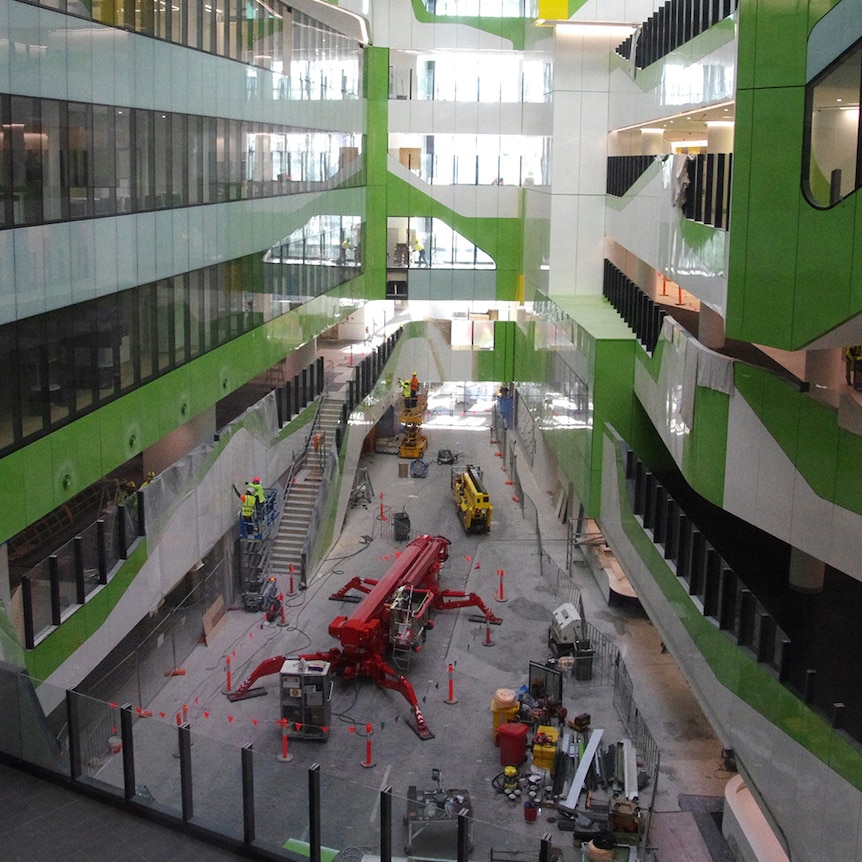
[97,519,108,584]
[117,502,128,560]
[380,785,392,862]
[120,703,136,801]
[309,764,321,862]
[22,575,34,649]
[49,554,61,627]
[73,536,86,605]
[457,809,470,862]
[136,489,146,537]
[179,722,193,821]
[242,743,255,845]
[66,690,83,781]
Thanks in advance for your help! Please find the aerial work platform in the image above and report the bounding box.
[399,391,428,459]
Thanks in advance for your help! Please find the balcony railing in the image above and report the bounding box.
[607,153,732,230]
[615,0,739,71]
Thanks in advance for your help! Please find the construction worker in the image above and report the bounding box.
[845,346,862,386]
[400,378,412,405]
[240,493,256,532]
[413,238,427,267]
[410,371,419,399]
[249,477,265,505]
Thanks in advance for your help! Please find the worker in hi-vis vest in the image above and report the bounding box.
[249,477,265,504]
[240,493,256,527]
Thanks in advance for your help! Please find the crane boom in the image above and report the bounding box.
[226,534,501,739]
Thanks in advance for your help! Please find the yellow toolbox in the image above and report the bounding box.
[532,725,559,775]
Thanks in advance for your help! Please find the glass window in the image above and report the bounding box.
[115,108,132,214]
[11,96,44,226]
[187,0,201,50]
[804,42,862,207]
[92,104,117,215]
[187,113,203,205]
[173,274,190,365]
[0,324,20,453]
[42,99,66,222]
[203,116,218,203]
[153,111,170,208]
[134,109,154,210]
[170,112,187,207]
[0,95,10,228]
[155,279,175,371]
[137,283,158,382]
[188,269,205,359]
[117,289,137,392]
[68,102,93,219]
[170,0,185,45]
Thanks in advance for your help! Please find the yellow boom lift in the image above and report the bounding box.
[451,465,493,534]
[399,390,428,459]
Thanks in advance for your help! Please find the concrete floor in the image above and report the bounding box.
[0,340,734,862]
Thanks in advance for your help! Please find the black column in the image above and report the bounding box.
[179,723,194,821]
[242,743,255,845]
[73,537,86,605]
[97,519,108,584]
[66,690,83,781]
[49,554,61,627]
[120,704,136,801]
[309,764,321,862]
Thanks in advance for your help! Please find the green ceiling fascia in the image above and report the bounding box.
[728,2,862,349]
[733,363,862,513]
[610,433,862,791]
[26,541,148,681]
[683,384,728,507]
[386,172,524,302]
[24,397,325,679]
[0,294,361,544]
[476,321,516,381]
[408,0,531,49]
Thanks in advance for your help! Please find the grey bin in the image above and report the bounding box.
[574,639,595,681]
[393,511,410,541]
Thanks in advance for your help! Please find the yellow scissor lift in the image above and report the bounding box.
[399,390,428,459]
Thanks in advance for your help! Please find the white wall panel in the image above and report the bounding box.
[725,393,862,582]
[0,232,15,325]
[13,228,47,319]
[0,0,9,94]
[113,215,139,292]
[94,218,120,300]
[600,432,862,862]
[127,28,155,110]
[44,222,72,312]
[134,211,158,286]
[68,219,96,304]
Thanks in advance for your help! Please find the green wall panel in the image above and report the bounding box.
[26,542,148,681]
[795,395,839,501]
[365,46,389,296]
[609,434,862,791]
[476,322,516,381]
[734,363,862,513]
[684,386,728,506]
[731,88,801,345]
[730,1,862,348]
[749,0,810,89]
[386,173,523,302]
[0,298,352,544]
[407,0,530,48]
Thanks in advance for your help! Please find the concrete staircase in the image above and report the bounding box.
[270,393,347,587]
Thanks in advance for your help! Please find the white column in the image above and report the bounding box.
[788,547,825,594]
[706,121,734,153]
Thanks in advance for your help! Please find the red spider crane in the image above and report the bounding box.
[227,534,501,739]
